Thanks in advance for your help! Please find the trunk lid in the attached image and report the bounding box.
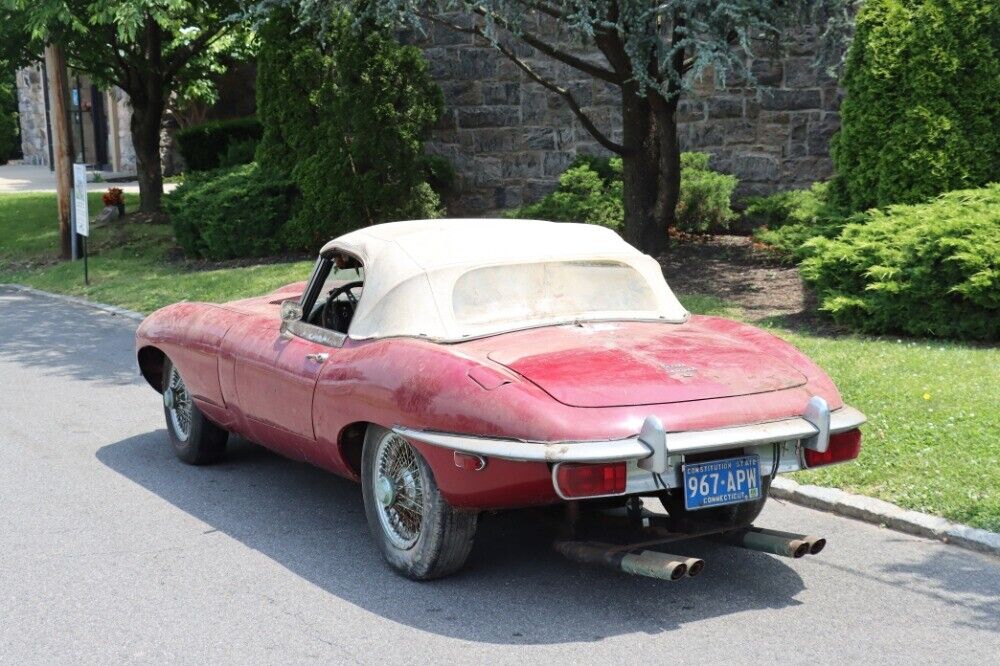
[485,322,807,407]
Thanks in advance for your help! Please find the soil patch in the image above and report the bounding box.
[658,235,834,331]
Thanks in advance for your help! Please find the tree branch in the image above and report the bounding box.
[511,0,564,21]
[680,28,740,75]
[593,31,630,78]
[473,7,619,85]
[102,25,134,91]
[423,13,627,155]
[163,24,228,81]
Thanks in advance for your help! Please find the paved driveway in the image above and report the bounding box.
[1,286,997,664]
[0,164,177,194]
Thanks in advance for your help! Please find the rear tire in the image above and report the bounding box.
[361,426,477,580]
[162,357,228,465]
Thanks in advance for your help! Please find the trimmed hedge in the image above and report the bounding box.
[175,117,262,172]
[257,10,443,251]
[747,182,855,262]
[676,152,738,233]
[166,11,445,260]
[510,153,736,234]
[831,0,1000,211]
[165,163,296,260]
[800,185,1000,340]
[510,156,624,230]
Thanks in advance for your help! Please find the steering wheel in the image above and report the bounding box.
[321,280,364,332]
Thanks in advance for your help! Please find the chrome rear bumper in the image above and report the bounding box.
[394,397,866,465]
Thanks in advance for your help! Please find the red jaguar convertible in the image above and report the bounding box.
[136,219,865,580]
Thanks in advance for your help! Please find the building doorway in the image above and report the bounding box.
[69,74,109,169]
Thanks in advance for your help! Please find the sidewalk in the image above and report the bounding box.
[0,163,178,195]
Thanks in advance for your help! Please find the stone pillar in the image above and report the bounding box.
[15,64,50,166]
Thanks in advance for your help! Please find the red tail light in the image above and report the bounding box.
[555,462,627,498]
[805,429,862,468]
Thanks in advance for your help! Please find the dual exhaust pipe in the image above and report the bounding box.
[555,540,704,581]
[714,526,826,559]
[555,526,825,581]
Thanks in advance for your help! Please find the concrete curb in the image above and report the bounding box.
[770,477,1000,557]
[4,284,998,558]
[2,283,145,322]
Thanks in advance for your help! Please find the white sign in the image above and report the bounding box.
[73,163,89,237]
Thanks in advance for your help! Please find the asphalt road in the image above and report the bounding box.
[1,286,998,665]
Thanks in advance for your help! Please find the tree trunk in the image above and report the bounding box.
[128,15,167,214]
[619,85,666,256]
[130,101,165,214]
[652,99,681,245]
[44,45,74,259]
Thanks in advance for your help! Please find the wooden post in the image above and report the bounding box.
[44,44,74,260]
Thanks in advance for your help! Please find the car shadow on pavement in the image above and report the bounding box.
[97,431,808,645]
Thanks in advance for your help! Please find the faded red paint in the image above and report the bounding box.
[136,283,846,509]
[484,323,807,407]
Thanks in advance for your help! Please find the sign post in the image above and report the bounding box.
[72,164,89,285]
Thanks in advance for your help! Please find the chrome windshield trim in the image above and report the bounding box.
[394,404,866,464]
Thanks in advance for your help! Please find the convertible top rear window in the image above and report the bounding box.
[451,260,659,328]
[324,219,689,340]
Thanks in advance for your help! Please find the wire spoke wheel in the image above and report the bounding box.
[165,365,193,441]
[373,432,425,549]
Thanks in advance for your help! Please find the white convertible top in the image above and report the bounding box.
[321,219,688,341]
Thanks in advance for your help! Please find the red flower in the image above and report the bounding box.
[103,187,125,207]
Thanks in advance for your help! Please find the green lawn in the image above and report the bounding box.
[776,330,998,531]
[1,192,110,260]
[0,192,314,312]
[2,192,997,531]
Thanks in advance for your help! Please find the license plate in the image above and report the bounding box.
[682,455,762,511]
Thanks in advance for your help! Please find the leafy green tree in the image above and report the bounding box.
[831,0,1000,211]
[5,0,250,212]
[0,9,34,162]
[0,62,20,164]
[282,0,851,253]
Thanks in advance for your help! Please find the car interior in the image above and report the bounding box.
[307,252,364,335]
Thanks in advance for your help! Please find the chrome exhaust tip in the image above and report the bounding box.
[805,536,826,555]
[621,551,689,580]
[715,528,811,558]
[749,528,827,556]
[555,541,695,581]
[683,557,705,578]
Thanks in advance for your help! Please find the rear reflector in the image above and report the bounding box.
[555,462,627,498]
[805,429,862,468]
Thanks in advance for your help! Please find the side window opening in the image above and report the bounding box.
[311,251,365,334]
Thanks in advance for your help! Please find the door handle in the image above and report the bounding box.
[305,352,329,363]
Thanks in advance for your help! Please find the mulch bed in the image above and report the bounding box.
[658,234,836,332]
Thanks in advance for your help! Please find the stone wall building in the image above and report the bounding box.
[413,22,842,213]
[15,63,137,172]
[13,60,254,175]
[14,24,842,214]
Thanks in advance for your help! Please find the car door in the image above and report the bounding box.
[229,316,333,461]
